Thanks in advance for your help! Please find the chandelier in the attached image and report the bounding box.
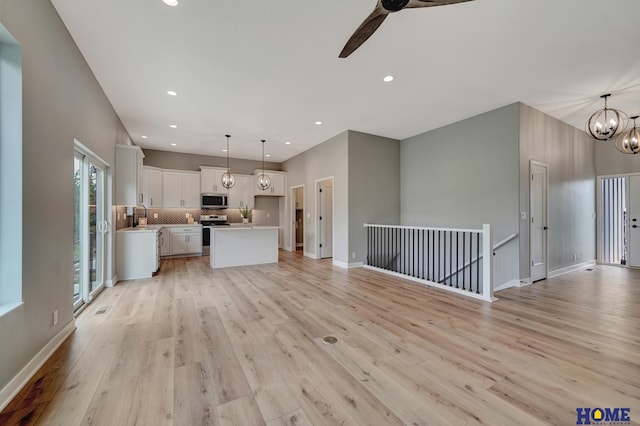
[256,139,271,191]
[585,94,627,141]
[615,116,640,155]
[221,134,235,189]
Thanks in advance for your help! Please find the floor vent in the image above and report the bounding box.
[95,305,111,315]
[322,336,338,345]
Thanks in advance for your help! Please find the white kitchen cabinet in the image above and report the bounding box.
[116,145,144,206]
[163,170,201,208]
[169,227,202,255]
[200,166,228,194]
[142,166,163,208]
[253,171,286,197]
[228,175,254,209]
[116,229,159,280]
[159,229,171,256]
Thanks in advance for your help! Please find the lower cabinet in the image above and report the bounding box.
[116,230,160,280]
[164,227,202,256]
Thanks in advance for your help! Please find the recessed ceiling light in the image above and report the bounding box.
[266,154,271,157]
[383,75,394,83]
[167,90,178,96]
[169,124,177,128]
[141,135,148,139]
[315,121,323,125]
[285,141,291,145]
[163,0,178,6]
[222,149,227,152]
[170,143,177,146]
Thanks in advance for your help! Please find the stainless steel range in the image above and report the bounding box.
[200,214,229,256]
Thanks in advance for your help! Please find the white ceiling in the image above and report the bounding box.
[50,0,640,163]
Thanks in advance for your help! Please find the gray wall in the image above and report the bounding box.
[348,131,400,264]
[283,132,349,263]
[595,139,640,176]
[0,0,130,391]
[519,103,596,278]
[142,149,282,174]
[401,104,521,286]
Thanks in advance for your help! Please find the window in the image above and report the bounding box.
[0,24,23,315]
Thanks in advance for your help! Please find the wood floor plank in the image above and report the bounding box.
[265,409,313,426]
[2,252,639,426]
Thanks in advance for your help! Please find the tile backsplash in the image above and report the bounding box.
[115,207,252,230]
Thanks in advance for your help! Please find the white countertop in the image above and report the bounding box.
[213,225,280,231]
[117,223,202,233]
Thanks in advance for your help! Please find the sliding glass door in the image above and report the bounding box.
[74,148,107,312]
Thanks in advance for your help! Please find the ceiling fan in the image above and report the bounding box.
[339,0,475,58]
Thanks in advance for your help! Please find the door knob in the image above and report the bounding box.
[543,226,548,230]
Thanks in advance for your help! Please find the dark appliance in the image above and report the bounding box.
[200,214,229,256]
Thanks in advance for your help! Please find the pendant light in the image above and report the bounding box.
[256,139,271,191]
[221,134,235,189]
[585,94,628,141]
[615,115,640,155]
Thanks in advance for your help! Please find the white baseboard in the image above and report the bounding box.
[0,319,76,412]
[332,260,349,269]
[518,278,533,287]
[494,279,520,292]
[549,259,596,278]
[348,262,363,269]
[106,275,117,287]
[304,251,317,260]
[296,243,304,248]
[283,245,293,252]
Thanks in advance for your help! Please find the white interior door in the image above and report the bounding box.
[530,161,548,282]
[318,179,333,259]
[627,176,640,267]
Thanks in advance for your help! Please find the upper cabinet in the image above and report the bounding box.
[253,170,287,197]
[163,170,201,208]
[116,145,144,206]
[142,166,163,208]
[200,166,228,194]
[228,175,254,209]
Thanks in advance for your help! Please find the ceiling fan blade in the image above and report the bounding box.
[339,7,389,58]
[405,0,474,9]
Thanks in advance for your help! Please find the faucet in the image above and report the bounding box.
[133,205,147,227]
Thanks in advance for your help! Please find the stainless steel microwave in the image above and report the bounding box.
[201,193,228,209]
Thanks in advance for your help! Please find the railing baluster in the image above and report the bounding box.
[476,232,480,294]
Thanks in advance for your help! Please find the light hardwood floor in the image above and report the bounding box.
[2,251,639,425]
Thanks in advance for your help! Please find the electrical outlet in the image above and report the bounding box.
[53,310,58,326]
[352,252,356,259]
[267,213,271,218]
[154,213,158,219]
[186,213,190,218]
[572,253,577,261]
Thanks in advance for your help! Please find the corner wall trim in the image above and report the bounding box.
[303,251,317,260]
[332,260,349,269]
[548,259,596,279]
[0,319,76,412]
[106,275,118,287]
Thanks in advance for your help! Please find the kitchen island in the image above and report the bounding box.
[210,226,279,269]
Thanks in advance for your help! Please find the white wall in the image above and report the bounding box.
[595,138,640,176]
[401,104,521,287]
[0,0,130,391]
[283,132,349,263]
[519,103,596,278]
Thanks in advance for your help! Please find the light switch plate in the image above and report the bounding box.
[520,211,527,220]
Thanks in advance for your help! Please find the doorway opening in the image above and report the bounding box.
[316,177,334,259]
[600,176,627,265]
[290,185,304,253]
[74,142,109,312]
